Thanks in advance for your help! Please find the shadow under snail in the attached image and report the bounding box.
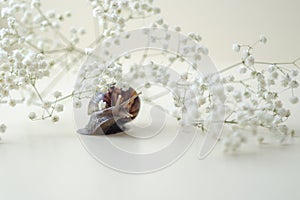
[77,86,141,135]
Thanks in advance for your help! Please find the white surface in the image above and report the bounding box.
[1,109,300,200]
[1,0,300,199]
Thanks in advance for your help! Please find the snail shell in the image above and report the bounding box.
[77,87,141,135]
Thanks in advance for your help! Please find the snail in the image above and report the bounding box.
[77,86,141,135]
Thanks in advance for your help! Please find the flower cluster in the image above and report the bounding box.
[90,0,160,36]
[0,0,83,124]
[0,0,160,129]
[220,37,299,151]
[0,0,299,154]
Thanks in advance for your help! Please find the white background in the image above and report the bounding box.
[1,0,300,199]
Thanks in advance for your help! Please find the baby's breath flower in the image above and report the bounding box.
[174,26,181,32]
[0,124,6,133]
[55,104,64,112]
[85,48,93,55]
[289,96,299,104]
[53,91,62,98]
[240,49,250,60]
[289,80,299,88]
[278,108,290,118]
[259,35,267,44]
[0,0,299,154]
[225,85,234,93]
[31,0,41,8]
[28,112,37,120]
[9,99,16,107]
[65,11,72,17]
[291,70,299,77]
[257,136,264,144]
[238,66,247,74]
[51,115,59,123]
[42,101,51,109]
[245,55,255,66]
[267,65,276,73]
[271,71,279,79]
[232,44,240,52]
[73,100,82,108]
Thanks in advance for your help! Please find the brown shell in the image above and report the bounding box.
[77,86,140,135]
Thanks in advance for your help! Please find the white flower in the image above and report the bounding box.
[257,136,264,144]
[28,112,37,120]
[243,91,251,98]
[257,111,265,121]
[144,82,151,88]
[225,85,234,92]
[9,99,16,107]
[232,44,240,52]
[65,11,72,17]
[156,17,163,25]
[7,17,16,29]
[1,63,10,72]
[53,91,62,98]
[289,96,299,104]
[264,92,276,101]
[174,26,181,32]
[0,124,6,133]
[222,137,232,148]
[275,100,283,108]
[199,46,208,55]
[42,101,51,109]
[188,32,196,40]
[153,7,161,14]
[282,74,291,85]
[113,39,120,45]
[278,108,290,118]
[31,0,41,8]
[1,89,9,97]
[278,125,288,134]
[55,104,64,112]
[73,100,82,108]
[211,84,225,100]
[1,7,11,18]
[197,96,206,106]
[238,66,247,74]
[46,10,56,18]
[289,80,299,88]
[245,55,255,66]
[241,49,250,60]
[271,71,278,79]
[272,116,282,125]
[259,35,267,44]
[291,70,299,77]
[51,115,59,123]
[233,91,242,102]
[267,79,275,86]
[267,65,276,73]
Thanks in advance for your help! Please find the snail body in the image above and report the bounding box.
[77,87,141,135]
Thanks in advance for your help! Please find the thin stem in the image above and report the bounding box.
[53,89,94,103]
[31,83,44,104]
[31,83,52,116]
[36,7,72,46]
[216,61,243,74]
[250,40,260,48]
[293,57,300,63]
[255,61,294,65]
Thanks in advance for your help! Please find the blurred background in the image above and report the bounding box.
[0,0,300,200]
